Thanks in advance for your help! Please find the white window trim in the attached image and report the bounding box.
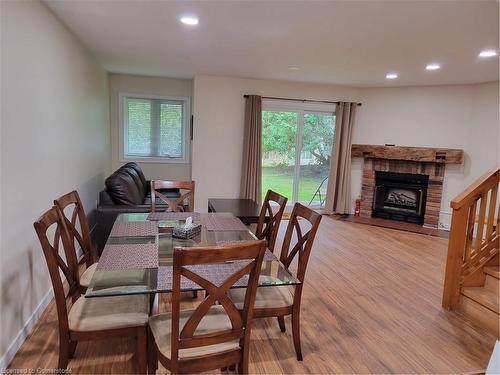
[118,92,191,164]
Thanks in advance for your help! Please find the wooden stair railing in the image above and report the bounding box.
[442,167,500,310]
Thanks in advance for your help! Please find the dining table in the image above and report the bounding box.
[85,212,300,298]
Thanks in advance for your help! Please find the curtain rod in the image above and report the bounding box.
[243,95,362,106]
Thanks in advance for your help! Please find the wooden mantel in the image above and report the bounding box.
[351,144,464,164]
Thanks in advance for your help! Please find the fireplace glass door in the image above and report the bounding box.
[373,171,429,224]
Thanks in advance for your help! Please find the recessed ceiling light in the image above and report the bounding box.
[288,65,300,71]
[386,73,398,79]
[180,16,199,25]
[426,63,441,71]
[479,49,497,58]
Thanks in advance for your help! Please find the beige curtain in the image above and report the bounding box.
[325,102,358,214]
[240,95,262,203]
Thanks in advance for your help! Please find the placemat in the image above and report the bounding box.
[201,215,248,231]
[110,221,158,237]
[147,212,200,221]
[157,261,252,291]
[214,242,278,262]
[97,243,158,270]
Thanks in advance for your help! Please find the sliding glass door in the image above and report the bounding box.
[261,100,336,207]
[298,112,335,206]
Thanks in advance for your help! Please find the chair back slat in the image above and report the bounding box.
[280,203,322,283]
[256,190,288,251]
[54,190,94,267]
[170,240,266,365]
[151,180,195,212]
[34,207,81,332]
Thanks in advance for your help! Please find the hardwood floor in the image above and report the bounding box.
[8,216,498,373]
[334,214,449,238]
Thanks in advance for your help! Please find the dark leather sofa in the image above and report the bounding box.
[95,162,179,255]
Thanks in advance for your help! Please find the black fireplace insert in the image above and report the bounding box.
[372,171,429,224]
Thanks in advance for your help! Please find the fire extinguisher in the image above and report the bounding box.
[354,198,361,216]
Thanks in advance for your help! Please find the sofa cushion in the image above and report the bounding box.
[124,162,147,187]
[105,170,143,205]
[99,190,115,206]
[120,164,145,198]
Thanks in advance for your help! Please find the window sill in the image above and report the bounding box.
[120,156,190,164]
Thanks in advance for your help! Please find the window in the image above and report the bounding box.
[261,100,335,207]
[120,94,190,163]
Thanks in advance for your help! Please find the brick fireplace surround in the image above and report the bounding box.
[352,145,464,228]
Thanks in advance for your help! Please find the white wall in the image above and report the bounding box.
[192,75,359,211]
[352,82,499,228]
[109,73,193,180]
[0,0,110,366]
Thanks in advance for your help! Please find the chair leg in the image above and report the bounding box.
[238,346,249,374]
[58,334,69,370]
[291,308,303,361]
[149,293,158,316]
[237,361,245,374]
[147,327,158,375]
[221,364,236,372]
[192,290,198,298]
[136,327,147,374]
[68,340,77,359]
[277,316,286,332]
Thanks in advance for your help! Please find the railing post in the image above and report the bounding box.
[442,206,468,310]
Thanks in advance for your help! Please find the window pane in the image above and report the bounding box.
[127,99,151,156]
[160,102,183,158]
[298,113,335,206]
[261,110,298,202]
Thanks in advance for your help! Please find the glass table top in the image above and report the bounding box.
[86,213,300,297]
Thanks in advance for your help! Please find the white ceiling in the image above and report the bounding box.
[45,0,499,87]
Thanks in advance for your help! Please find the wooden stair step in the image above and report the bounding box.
[462,286,499,314]
[484,266,500,279]
[459,294,500,336]
[484,272,500,292]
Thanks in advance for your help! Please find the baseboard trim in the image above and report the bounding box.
[0,287,54,369]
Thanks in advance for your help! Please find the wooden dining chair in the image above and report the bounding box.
[147,240,267,374]
[150,180,195,212]
[228,203,322,361]
[54,190,96,293]
[255,190,288,252]
[34,206,149,372]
